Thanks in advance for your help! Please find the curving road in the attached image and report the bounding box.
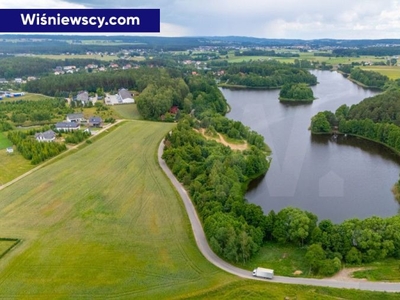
[158,140,400,293]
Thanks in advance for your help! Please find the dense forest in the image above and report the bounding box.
[162,115,270,263]
[0,57,106,79]
[279,83,314,101]
[24,67,165,97]
[333,47,400,57]
[219,61,317,88]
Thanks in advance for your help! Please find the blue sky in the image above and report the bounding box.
[1,0,400,39]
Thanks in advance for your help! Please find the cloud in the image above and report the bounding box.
[2,0,400,39]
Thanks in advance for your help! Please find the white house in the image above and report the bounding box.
[117,88,134,104]
[6,147,13,154]
[66,113,84,123]
[35,130,56,142]
[55,122,80,131]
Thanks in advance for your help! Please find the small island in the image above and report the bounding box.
[279,83,315,102]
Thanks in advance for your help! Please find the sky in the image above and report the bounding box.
[1,0,400,39]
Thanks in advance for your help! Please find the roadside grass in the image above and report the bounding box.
[352,259,400,281]
[360,66,400,80]
[111,103,142,120]
[0,148,33,185]
[0,133,12,149]
[184,279,400,300]
[233,242,310,277]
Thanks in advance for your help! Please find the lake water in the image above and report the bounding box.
[224,70,400,223]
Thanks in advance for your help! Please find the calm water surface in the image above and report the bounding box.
[224,70,400,223]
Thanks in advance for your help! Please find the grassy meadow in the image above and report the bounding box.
[352,259,400,281]
[360,66,400,79]
[0,120,235,298]
[225,52,387,65]
[0,133,12,149]
[0,146,33,185]
[233,242,310,277]
[111,103,142,120]
[0,120,399,298]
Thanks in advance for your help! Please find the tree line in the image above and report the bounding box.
[350,68,389,89]
[219,61,317,88]
[24,67,167,97]
[0,56,107,79]
[333,47,400,57]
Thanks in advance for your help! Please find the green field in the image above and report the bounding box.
[0,120,399,298]
[0,240,19,258]
[111,104,142,120]
[0,138,34,185]
[0,120,235,298]
[0,133,12,149]
[225,52,386,65]
[360,66,400,79]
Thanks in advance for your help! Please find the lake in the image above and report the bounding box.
[224,70,400,223]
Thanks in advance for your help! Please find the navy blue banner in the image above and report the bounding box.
[0,9,160,33]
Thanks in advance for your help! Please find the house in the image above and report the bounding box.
[169,106,179,114]
[117,88,134,104]
[35,130,56,142]
[14,78,23,83]
[6,147,13,154]
[0,78,7,83]
[63,66,76,71]
[55,122,80,131]
[85,64,98,70]
[76,91,89,105]
[109,63,119,68]
[89,116,102,127]
[66,113,84,123]
[27,76,37,81]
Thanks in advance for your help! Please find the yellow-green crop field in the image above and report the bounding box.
[226,52,387,65]
[0,120,399,299]
[361,66,400,80]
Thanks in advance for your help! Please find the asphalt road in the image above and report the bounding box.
[158,140,400,293]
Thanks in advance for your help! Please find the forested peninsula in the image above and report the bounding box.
[218,61,317,89]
